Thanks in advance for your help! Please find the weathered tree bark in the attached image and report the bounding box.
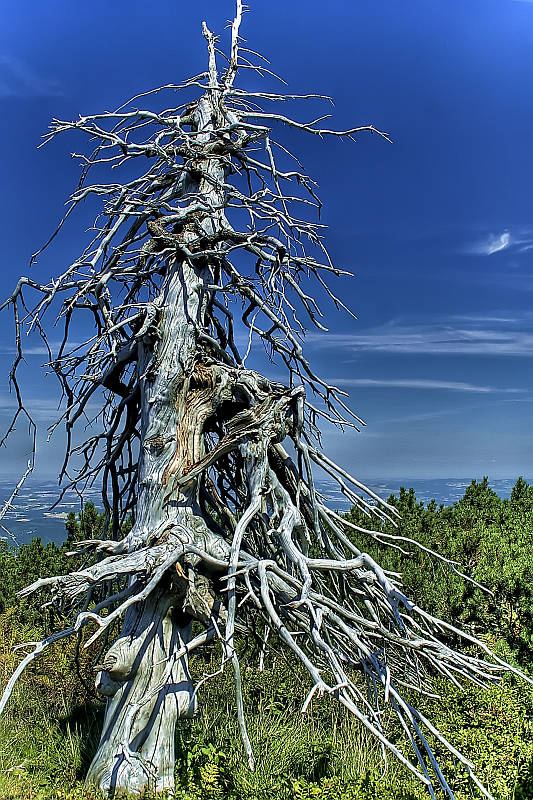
[86,87,226,790]
[87,587,195,794]
[85,258,206,793]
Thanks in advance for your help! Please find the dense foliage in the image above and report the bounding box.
[346,477,533,663]
[1,482,532,799]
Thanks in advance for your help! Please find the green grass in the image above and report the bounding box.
[3,482,533,799]
[1,615,532,800]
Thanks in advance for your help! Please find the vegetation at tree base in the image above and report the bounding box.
[0,481,532,800]
[346,477,533,664]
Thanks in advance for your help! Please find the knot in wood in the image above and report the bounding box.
[98,642,135,680]
[146,435,166,455]
[190,361,214,391]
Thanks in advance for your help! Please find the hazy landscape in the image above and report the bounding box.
[1,476,531,546]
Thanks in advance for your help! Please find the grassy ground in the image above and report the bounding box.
[0,606,532,800]
[3,483,533,799]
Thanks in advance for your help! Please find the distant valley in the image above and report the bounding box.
[1,477,529,547]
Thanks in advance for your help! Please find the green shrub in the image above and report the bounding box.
[1,481,533,799]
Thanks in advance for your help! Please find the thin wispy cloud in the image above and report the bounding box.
[458,315,518,323]
[371,403,496,427]
[307,314,533,357]
[0,55,61,99]
[0,394,102,424]
[468,231,511,255]
[465,228,533,256]
[0,341,87,357]
[0,345,49,357]
[328,377,523,393]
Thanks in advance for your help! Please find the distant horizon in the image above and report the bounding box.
[1,472,531,484]
[1,475,530,550]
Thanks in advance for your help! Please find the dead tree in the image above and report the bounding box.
[0,5,525,798]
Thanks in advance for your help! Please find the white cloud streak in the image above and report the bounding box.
[465,228,533,256]
[0,341,86,357]
[468,231,511,255]
[327,377,523,393]
[0,55,62,99]
[487,231,511,254]
[0,395,102,424]
[307,315,533,356]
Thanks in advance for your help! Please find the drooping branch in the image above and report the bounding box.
[0,458,33,544]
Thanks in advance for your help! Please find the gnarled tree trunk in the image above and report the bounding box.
[84,259,204,793]
[86,587,195,794]
[87,93,223,791]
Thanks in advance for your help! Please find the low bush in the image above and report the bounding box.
[0,483,532,799]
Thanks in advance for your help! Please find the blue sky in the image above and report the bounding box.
[1,0,532,482]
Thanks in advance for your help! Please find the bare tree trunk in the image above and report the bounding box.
[86,588,195,794]
[87,258,212,794]
[83,84,232,792]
